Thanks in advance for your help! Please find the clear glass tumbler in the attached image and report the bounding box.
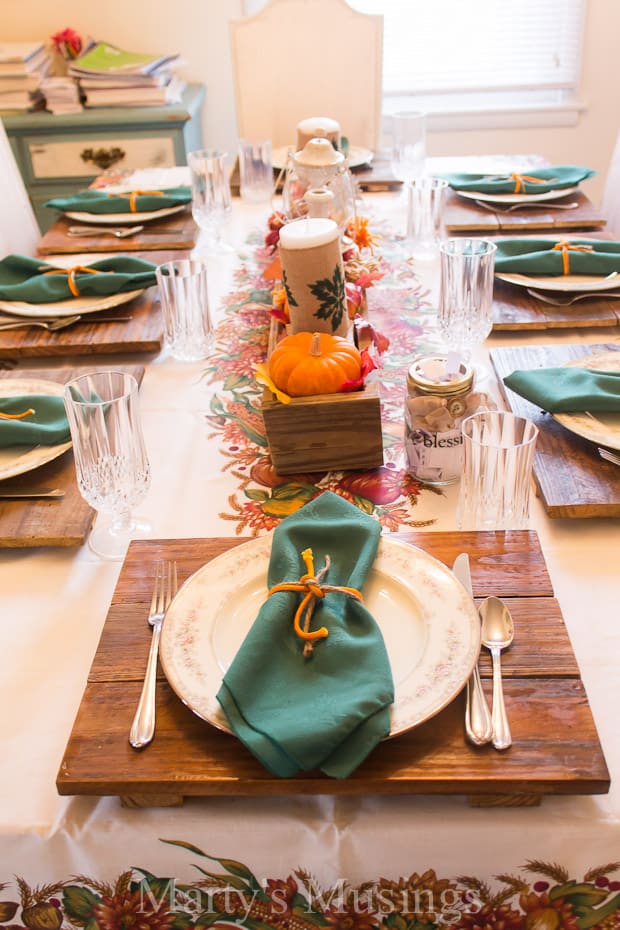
[456,411,539,530]
[238,138,273,203]
[390,111,427,184]
[156,259,213,362]
[408,176,448,260]
[64,371,151,560]
[438,238,497,361]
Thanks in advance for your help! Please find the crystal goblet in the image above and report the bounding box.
[188,148,233,256]
[64,371,151,560]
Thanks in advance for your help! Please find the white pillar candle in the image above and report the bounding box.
[279,217,338,249]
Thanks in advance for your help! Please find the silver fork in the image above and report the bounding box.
[598,447,620,466]
[129,561,178,750]
[526,288,620,305]
[0,315,82,332]
[474,199,579,214]
[67,224,145,238]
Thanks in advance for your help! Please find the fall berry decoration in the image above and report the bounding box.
[268,331,362,397]
[266,547,363,658]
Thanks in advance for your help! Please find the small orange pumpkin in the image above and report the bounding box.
[268,331,362,397]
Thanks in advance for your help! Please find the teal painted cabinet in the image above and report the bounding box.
[1,84,204,232]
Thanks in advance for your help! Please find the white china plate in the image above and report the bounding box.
[64,204,186,225]
[159,534,480,738]
[0,289,144,319]
[496,271,620,293]
[0,378,72,480]
[272,145,374,171]
[457,186,579,205]
[553,352,620,452]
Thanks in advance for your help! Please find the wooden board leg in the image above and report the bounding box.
[120,793,185,808]
[469,793,542,807]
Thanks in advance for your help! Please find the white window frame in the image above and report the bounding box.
[241,0,587,131]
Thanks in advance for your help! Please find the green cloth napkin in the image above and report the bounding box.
[0,254,157,304]
[0,395,70,446]
[494,238,620,276]
[443,165,595,194]
[504,366,620,412]
[217,490,394,778]
[44,186,191,215]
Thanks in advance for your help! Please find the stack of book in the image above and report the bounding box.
[0,41,49,110]
[68,41,185,107]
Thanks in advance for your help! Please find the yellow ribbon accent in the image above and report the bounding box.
[510,173,556,193]
[266,547,363,658]
[42,265,110,297]
[106,189,165,212]
[551,240,594,275]
[0,407,35,420]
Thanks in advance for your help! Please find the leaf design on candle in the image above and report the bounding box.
[309,264,345,332]
[282,269,298,307]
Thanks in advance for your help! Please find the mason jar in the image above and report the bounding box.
[404,355,482,486]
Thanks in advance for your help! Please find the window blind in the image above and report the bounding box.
[347,0,585,100]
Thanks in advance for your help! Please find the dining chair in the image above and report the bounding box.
[0,119,40,257]
[601,128,620,235]
[229,0,384,152]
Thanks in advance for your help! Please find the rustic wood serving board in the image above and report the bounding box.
[444,189,606,234]
[0,249,184,359]
[490,342,620,518]
[0,365,144,547]
[57,531,609,807]
[37,210,197,255]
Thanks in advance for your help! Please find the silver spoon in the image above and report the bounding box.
[479,596,514,750]
[67,225,145,238]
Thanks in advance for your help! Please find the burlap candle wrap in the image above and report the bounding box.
[278,217,348,336]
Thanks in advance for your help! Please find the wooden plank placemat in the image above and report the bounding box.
[57,531,609,806]
[0,248,183,359]
[490,342,620,517]
[492,277,620,331]
[445,190,606,234]
[230,155,403,195]
[37,210,197,255]
[0,364,144,547]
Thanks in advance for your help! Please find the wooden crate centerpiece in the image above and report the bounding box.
[260,330,384,475]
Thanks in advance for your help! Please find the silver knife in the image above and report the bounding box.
[453,553,493,746]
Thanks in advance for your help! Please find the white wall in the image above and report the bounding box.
[4,0,619,202]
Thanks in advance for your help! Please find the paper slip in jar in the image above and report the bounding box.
[278,217,348,336]
[404,355,490,486]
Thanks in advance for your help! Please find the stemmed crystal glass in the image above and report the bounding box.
[438,238,497,371]
[188,148,233,255]
[64,371,151,560]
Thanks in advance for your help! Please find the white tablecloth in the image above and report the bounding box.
[1,192,619,908]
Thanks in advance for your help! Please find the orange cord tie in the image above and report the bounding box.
[509,173,559,193]
[0,407,35,420]
[266,547,363,658]
[550,240,594,275]
[106,189,165,212]
[42,265,111,297]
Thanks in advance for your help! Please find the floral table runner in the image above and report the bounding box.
[202,224,447,535]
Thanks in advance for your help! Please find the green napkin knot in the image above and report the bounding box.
[443,165,595,195]
[217,491,394,779]
[43,186,191,215]
[503,364,620,412]
[0,395,70,446]
[494,238,620,277]
[0,254,157,304]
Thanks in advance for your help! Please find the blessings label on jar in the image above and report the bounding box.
[404,355,492,486]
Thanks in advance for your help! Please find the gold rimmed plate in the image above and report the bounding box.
[553,351,620,452]
[0,378,72,480]
[159,535,480,738]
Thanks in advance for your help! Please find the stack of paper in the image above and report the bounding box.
[40,76,82,114]
[0,41,49,110]
[68,41,185,107]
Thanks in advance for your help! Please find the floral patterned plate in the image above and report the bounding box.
[553,351,620,452]
[159,535,481,737]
